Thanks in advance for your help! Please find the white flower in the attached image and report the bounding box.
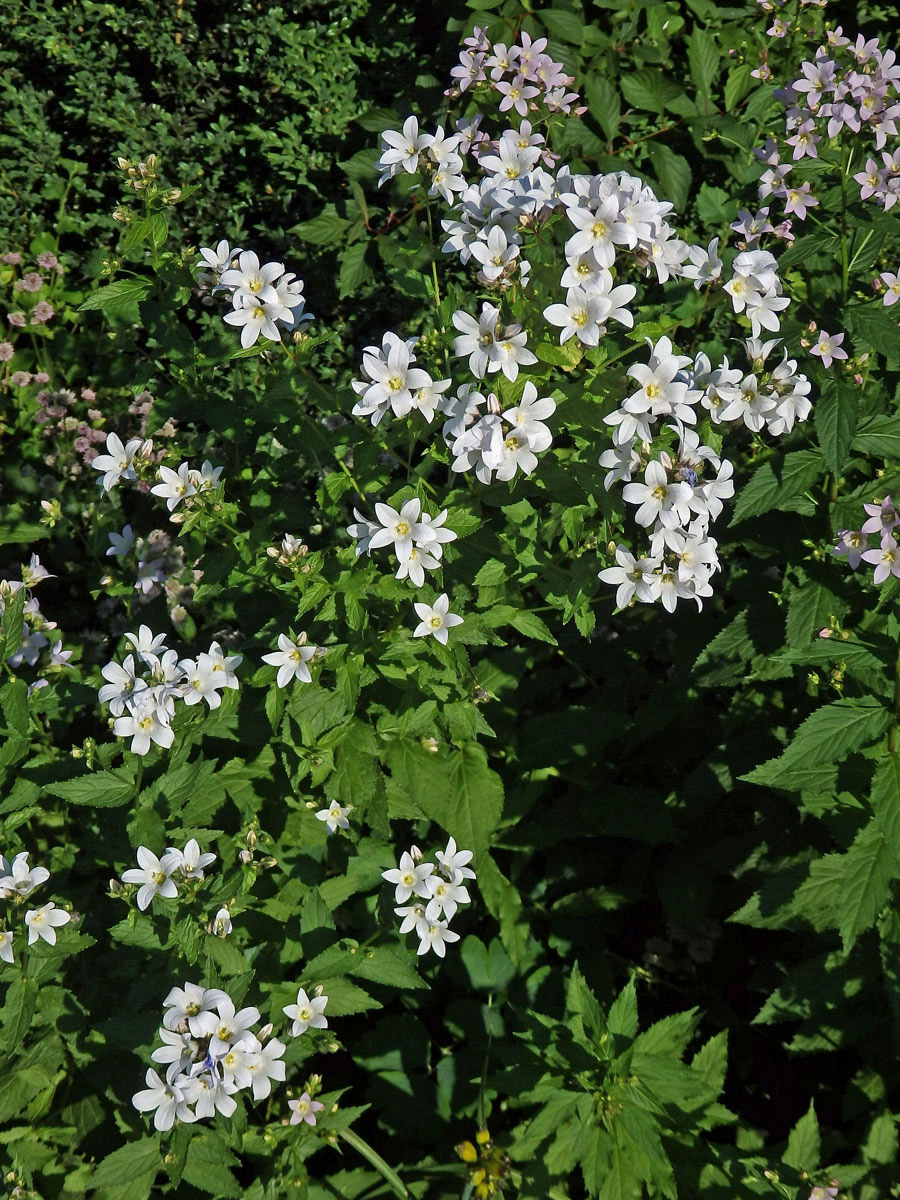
[262,632,317,687]
[395,903,429,936]
[124,625,169,665]
[0,851,50,899]
[416,918,460,958]
[352,331,435,425]
[377,116,432,182]
[435,836,476,883]
[201,996,261,1058]
[151,463,197,511]
[177,657,220,708]
[132,1067,196,1132]
[395,544,443,587]
[682,237,723,288]
[453,303,501,379]
[162,838,216,880]
[122,846,179,911]
[413,594,463,645]
[245,1037,286,1100]
[179,1070,238,1119]
[622,460,693,529]
[213,907,233,937]
[200,641,242,691]
[25,902,70,946]
[367,499,431,564]
[424,873,470,921]
[199,239,240,277]
[223,296,290,347]
[113,695,174,756]
[564,197,632,267]
[106,524,135,557]
[469,224,521,281]
[91,432,145,492]
[383,850,434,903]
[219,251,284,305]
[599,547,659,608]
[0,930,13,964]
[190,460,223,493]
[163,982,231,1035]
[283,987,328,1036]
[316,801,352,833]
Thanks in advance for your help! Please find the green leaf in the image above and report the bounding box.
[730,450,822,524]
[2,977,39,1051]
[688,28,720,97]
[510,610,557,645]
[44,768,137,807]
[845,302,900,359]
[839,756,900,949]
[1,587,26,661]
[356,106,400,132]
[607,977,638,1040]
[460,936,515,992]
[646,142,691,211]
[292,204,352,245]
[348,945,428,990]
[182,1133,241,1198]
[691,1031,728,1094]
[585,75,621,142]
[815,381,858,476]
[724,63,753,111]
[540,9,585,44]
[89,1137,160,1193]
[0,678,28,736]
[338,240,371,298]
[620,69,684,114]
[783,1101,820,1171]
[852,413,900,458]
[78,277,154,314]
[744,699,889,786]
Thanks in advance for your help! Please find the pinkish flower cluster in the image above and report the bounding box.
[10,370,51,387]
[835,495,900,584]
[774,30,900,209]
[447,26,586,118]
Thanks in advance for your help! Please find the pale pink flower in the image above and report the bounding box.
[810,330,848,368]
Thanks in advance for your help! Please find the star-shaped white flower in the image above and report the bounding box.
[283,987,328,1036]
[413,593,463,645]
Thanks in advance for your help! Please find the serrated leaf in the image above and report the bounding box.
[78,277,154,313]
[783,1101,820,1171]
[510,610,557,645]
[744,699,889,787]
[852,413,900,458]
[540,9,585,44]
[620,69,684,114]
[2,977,39,1051]
[607,977,638,1040]
[646,142,691,211]
[338,240,370,298]
[688,28,720,98]
[585,75,621,142]
[2,587,26,660]
[44,768,137,807]
[816,381,858,475]
[731,450,822,524]
[89,1137,160,1192]
[724,63,753,111]
[292,204,352,245]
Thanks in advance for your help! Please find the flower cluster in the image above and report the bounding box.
[197,241,312,347]
[723,250,790,337]
[0,851,71,963]
[99,626,241,755]
[105,524,203,625]
[348,498,458,588]
[0,558,71,687]
[120,838,216,911]
[447,26,586,117]
[773,29,900,212]
[834,495,900,584]
[383,838,475,958]
[600,334,812,611]
[452,302,537,379]
[132,982,285,1130]
[440,380,555,484]
[351,330,450,426]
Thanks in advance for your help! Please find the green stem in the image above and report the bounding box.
[340,1129,409,1200]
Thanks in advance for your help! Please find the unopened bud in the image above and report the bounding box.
[314,984,325,997]
[239,848,253,864]
[258,1022,274,1040]
[409,845,424,862]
